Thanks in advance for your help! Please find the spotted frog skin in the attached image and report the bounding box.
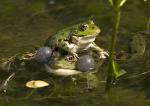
[45,20,108,59]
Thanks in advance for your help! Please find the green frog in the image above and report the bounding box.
[48,52,100,90]
[117,34,147,60]
[45,20,108,59]
[129,35,146,58]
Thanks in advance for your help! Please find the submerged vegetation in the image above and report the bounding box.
[106,0,127,91]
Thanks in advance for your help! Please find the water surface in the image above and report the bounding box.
[0,0,150,106]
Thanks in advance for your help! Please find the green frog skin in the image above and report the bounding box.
[45,20,108,59]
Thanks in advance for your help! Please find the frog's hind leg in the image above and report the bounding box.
[0,60,12,72]
[0,73,15,93]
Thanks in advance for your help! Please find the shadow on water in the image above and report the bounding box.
[0,0,150,106]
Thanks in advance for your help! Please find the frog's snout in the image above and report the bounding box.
[96,27,101,35]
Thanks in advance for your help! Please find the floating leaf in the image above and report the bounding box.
[111,60,126,78]
[26,80,49,88]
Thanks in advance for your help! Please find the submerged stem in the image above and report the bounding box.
[105,9,121,91]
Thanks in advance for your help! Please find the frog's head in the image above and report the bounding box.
[71,20,100,44]
[49,53,76,70]
[74,20,100,37]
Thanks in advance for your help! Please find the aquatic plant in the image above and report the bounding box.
[106,0,127,91]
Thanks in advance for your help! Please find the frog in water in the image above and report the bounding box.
[46,52,100,90]
[129,35,146,58]
[0,52,99,92]
[45,20,108,59]
[117,33,147,60]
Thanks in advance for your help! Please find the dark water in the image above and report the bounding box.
[0,0,150,106]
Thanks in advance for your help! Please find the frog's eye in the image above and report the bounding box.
[79,24,89,31]
[65,55,74,62]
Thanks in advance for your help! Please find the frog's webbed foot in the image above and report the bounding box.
[72,52,79,59]
[99,51,109,59]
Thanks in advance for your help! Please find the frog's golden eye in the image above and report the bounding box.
[79,24,89,31]
[65,55,74,62]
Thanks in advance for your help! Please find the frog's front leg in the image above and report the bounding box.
[60,41,79,59]
[90,42,109,59]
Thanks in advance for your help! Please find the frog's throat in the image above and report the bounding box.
[72,35,96,45]
[44,64,82,76]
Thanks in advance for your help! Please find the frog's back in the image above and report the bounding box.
[44,27,73,48]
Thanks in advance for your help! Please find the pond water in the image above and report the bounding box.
[0,0,150,106]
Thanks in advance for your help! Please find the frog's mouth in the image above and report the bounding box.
[72,29,100,44]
